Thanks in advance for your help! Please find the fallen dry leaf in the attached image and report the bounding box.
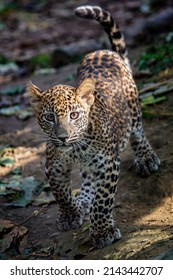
[0,219,14,233]
[0,219,28,255]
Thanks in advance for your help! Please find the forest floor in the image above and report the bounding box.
[0,0,173,260]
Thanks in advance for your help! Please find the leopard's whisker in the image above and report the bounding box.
[28,138,47,146]
[75,141,86,158]
[77,139,96,155]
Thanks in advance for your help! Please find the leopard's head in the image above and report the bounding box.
[27,78,95,148]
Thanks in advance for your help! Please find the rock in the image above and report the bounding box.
[51,39,105,68]
[125,7,173,45]
[144,7,173,32]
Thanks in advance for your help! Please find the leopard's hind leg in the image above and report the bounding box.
[123,80,160,177]
[130,122,160,177]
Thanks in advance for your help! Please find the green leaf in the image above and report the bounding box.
[141,95,167,106]
[34,68,56,76]
[0,157,15,167]
[29,53,51,68]
[0,55,9,64]
[17,108,33,120]
[0,144,9,157]
[0,176,46,207]
[138,37,173,74]
[0,62,19,75]
[166,32,173,42]
[1,85,23,95]
[0,3,18,14]
[0,105,21,116]
[11,167,22,175]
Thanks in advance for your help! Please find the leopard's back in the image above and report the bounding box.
[75,48,139,151]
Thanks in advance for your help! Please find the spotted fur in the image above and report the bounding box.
[27,5,160,248]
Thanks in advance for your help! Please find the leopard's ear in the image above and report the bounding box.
[76,78,95,111]
[26,81,43,111]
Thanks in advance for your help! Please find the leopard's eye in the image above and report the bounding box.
[70,112,79,120]
[44,113,55,122]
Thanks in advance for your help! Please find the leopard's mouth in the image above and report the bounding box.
[59,145,73,151]
[50,134,81,150]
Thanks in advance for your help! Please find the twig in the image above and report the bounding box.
[17,205,48,226]
[139,79,173,94]
[142,110,173,117]
[30,253,51,257]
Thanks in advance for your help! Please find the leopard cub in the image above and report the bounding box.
[27,5,160,248]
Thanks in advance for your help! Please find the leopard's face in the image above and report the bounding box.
[27,79,95,149]
[37,87,90,148]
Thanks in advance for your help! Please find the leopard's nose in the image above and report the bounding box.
[55,124,68,142]
[58,136,67,143]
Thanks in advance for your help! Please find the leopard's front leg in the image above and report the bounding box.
[45,149,85,230]
[90,156,121,248]
[76,170,95,215]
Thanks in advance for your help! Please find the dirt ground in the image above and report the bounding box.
[0,0,173,260]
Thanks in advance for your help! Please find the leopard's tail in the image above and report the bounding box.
[75,5,129,63]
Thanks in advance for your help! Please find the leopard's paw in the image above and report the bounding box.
[90,225,121,249]
[56,211,84,231]
[134,152,160,177]
[76,197,91,215]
